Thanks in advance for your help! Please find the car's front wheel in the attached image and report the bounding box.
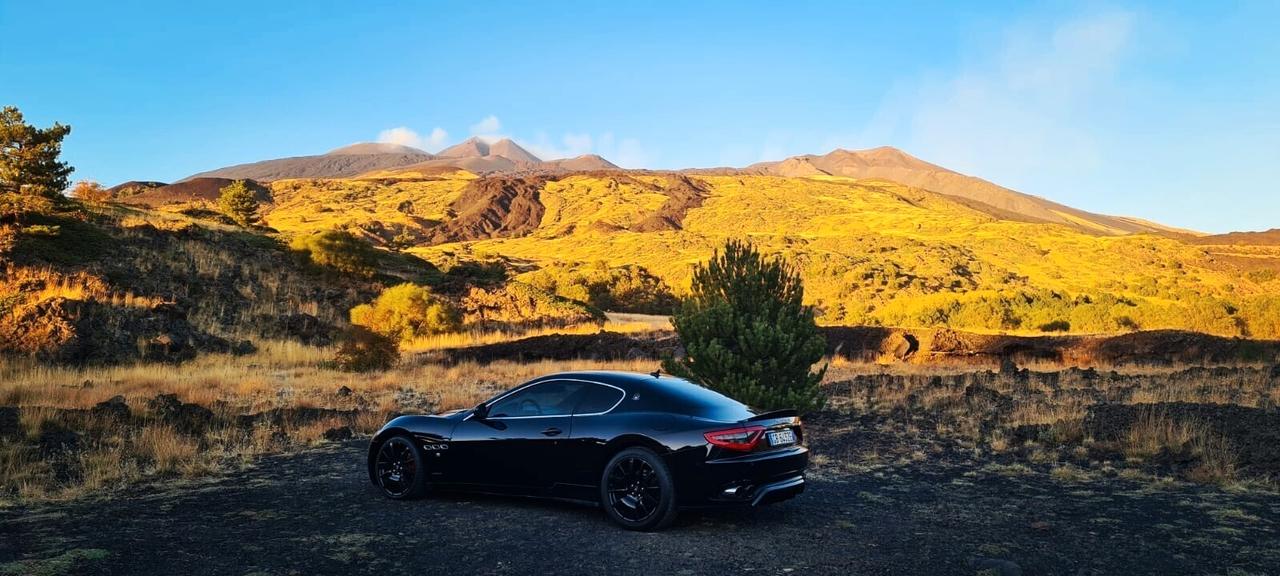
[600,447,678,531]
[373,435,428,499]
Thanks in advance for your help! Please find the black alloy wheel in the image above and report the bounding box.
[375,435,427,499]
[601,447,677,531]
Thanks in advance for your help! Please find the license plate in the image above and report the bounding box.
[767,429,796,446]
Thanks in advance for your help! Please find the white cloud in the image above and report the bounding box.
[470,115,502,137]
[377,126,449,150]
[377,127,420,147]
[426,127,448,148]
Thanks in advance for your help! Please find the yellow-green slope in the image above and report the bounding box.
[258,173,1280,337]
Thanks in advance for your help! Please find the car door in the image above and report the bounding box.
[561,382,629,490]
[448,380,586,491]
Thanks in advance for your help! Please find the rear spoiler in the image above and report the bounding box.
[744,409,798,422]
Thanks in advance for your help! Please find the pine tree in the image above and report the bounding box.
[0,106,74,197]
[663,239,827,413]
[218,180,260,226]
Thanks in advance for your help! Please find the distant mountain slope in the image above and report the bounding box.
[542,154,621,172]
[177,140,1207,238]
[182,137,603,180]
[120,178,271,207]
[1192,228,1280,245]
[182,143,433,181]
[371,138,621,176]
[488,139,542,164]
[747,147,1174,236]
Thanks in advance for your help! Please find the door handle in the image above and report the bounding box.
[541,427,562,437]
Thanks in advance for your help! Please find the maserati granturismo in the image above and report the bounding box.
[367,370,807,530]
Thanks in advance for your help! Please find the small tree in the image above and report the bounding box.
[217,180,259,226]
[350,283,461,342]
[70,180,110,203]
[0,106,74,197]
[663,240,827,413]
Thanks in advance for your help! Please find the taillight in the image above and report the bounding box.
[704,425,765,451]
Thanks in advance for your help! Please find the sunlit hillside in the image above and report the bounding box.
[245,172,1280,338]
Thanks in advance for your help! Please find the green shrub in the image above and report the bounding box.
[289,230,379,278]
[521,261,677,314]
[333,325,399,372]
[663,239,827,413]
[350,283,461,342]
[460,281,602,328]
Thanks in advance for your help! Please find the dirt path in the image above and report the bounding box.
[2,438,1278,576]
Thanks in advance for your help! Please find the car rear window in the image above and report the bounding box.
[574,383,625,415]
[648,377,754,421]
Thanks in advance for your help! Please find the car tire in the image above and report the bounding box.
[373,435,428,500]
[600,447,678,531]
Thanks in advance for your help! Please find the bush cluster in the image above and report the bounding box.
[522,261,677,314]
[350,283,461,342]
[289,230,380,278]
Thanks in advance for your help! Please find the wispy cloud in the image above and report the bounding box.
[847,9,1136,189]
[377,126,448,151]
[522,130,650,167]
[469,115,503,142]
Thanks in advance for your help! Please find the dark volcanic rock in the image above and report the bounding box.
[4,297,230,365]
[147,393,215,433]
[632,175,710,232]
[37,420,81,456]
[323,426,354,441]
[426,176,549,243]
[91,395,131,421]
[0,407,20,439]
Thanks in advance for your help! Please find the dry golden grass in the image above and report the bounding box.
[0,339,660,504]
[1124,409,1239,484]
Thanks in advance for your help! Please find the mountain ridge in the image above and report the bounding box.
[173,141,1218,237]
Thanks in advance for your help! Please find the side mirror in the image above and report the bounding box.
[472,403,489,420]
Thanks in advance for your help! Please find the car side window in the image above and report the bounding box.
[574,383,626,415]
[488,381,586,418]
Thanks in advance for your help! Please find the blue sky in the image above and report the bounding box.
[2,1,1277,232]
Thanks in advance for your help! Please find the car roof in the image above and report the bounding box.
[531,370,685,392]
[531,370,741,402]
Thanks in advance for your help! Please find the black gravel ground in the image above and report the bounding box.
[2,433,1278,576]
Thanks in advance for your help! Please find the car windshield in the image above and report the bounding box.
[487,381,587,417]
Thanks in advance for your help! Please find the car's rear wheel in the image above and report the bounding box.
[374,435,427,500]
[600,447,677,531]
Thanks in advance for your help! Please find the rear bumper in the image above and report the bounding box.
[751,475,805,506]
[676,445,808,507]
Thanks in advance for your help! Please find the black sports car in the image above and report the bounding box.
[368,370,808,530]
